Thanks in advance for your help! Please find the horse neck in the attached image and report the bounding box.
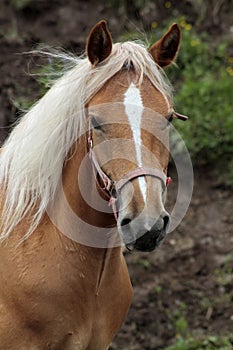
[0,142,122,290]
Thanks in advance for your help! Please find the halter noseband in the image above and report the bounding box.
[88,127,171,221]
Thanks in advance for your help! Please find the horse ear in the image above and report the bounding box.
[149,23,181,67]
[86,20,113,66]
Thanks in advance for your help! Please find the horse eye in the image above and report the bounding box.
[92,117,101,130]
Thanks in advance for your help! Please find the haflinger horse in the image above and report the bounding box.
[0,21,186,349]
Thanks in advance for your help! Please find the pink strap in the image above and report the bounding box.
[109,196,118,221]
[89,147,113,192]
[115,167,167,193]
[109,168,168,221]
[174,112,189,121]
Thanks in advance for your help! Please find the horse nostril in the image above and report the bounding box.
[163,214,170,231]
[121,217,132,227]
[150,213,170,233]
[119,216,135,246]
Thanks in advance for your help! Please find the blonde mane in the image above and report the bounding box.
[0,41,172,240]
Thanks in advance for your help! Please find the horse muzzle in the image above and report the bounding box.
[120,212,170,252]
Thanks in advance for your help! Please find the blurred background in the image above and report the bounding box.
[0,0,232,349]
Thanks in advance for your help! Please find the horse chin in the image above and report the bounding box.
[127,231,166,252]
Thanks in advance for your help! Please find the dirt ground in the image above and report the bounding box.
[0,1,232,349]
[113,166,233,349]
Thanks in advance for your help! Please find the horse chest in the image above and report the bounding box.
[0,245,132,350]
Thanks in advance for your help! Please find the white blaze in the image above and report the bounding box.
[124,83,147,202]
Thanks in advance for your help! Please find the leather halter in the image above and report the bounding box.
[88,126,171,221]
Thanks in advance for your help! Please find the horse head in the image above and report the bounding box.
[86,21,182,252]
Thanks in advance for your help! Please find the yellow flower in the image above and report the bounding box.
[180,20,186,27]
[226,67,233,76]
[191,39,199,47]
[151,21,158,29]
[185,23,192,31]
[165,1,171,9]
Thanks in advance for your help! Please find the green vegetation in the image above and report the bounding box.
[163,334,233,350]
[156,18,233,185]
[10,0,32,10]
[36,58,66,96]
[135,257,152,269]
[214,252,233,286]
[166,302,189,337]
[110,334,233,350]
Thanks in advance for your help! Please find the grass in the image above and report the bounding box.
[10,0,32,10]
[163,334,233,350]
[110,334,233,350]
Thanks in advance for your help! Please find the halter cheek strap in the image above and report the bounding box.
[88,129,171,221]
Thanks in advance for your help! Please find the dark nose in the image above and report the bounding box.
[150,212,170,234]
[120,212,170,251]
